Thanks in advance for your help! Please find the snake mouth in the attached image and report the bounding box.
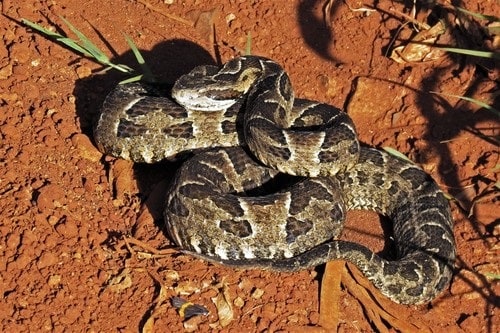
[172,91,240,111]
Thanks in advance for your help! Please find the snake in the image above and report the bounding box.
[94,56,456,304]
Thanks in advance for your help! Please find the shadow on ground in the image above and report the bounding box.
[73,38,215,237]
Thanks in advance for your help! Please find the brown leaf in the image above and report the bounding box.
[318,261,344,330]
[343,263,432,332]
[391,21,447,63]
[107,268,133,293]
[211,281,234,327]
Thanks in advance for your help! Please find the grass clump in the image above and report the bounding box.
[22,16,152,83]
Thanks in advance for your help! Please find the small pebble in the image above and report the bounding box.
[75,65,92,78]
[71,133,103,162]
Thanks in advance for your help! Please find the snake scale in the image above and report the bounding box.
[94,56,456,304]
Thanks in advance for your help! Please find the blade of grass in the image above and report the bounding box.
[59,16,107,60]
[245,32,252,55]
[22,17,152,78]
[58,16,132,73]
[483,273,500,280]
[431,91,500,117]
[488,26,500,34]
[22,18,94,57]
[438,47,500,60]
[382,147,413,163]
[119,75,145,84]
[123,34,155,82]
[455,6,500,22]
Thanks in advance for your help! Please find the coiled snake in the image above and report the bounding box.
[94,56,456,304]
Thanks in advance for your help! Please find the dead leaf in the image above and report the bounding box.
[174,280,202,295]
[391,21,448,63]
[142,272,169,333]
[107,268,133,293]
[318,261,343,330]
[211,281,234,328]
[489,22,500,49]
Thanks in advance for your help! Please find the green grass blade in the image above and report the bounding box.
[245,31,252,55]
[23,17,134,73]
[22,18,93,57]
[455,6,500,22]
[119,74,144,84]
[59,16,109,62]
[59,17,136,73]
[58,16,132,73]
[442,191,455,201]
[382,147,413,163]
[123,34,155,82]
[488,26,500,34]
[431,91,500,117]
[484,272,500,280]
[438,47,500,60]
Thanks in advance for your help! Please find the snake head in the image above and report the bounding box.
[172,56,270,111]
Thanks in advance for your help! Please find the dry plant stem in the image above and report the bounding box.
[120,236,177,257]
[318,261,343,330]
[376,2,431,31]
[344,263,431,333]
[323,0,334,27]
[142,270,170,333]
[344,0,376,14]
[135,0,193,26]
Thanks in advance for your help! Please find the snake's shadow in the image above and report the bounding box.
[73,39,216,241]
[73,38,216,134]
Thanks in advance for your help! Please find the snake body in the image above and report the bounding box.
[94,56,456,304]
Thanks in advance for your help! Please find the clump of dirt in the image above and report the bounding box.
[1,1,498,332]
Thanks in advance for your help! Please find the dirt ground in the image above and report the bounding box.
[1,0,498,332]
